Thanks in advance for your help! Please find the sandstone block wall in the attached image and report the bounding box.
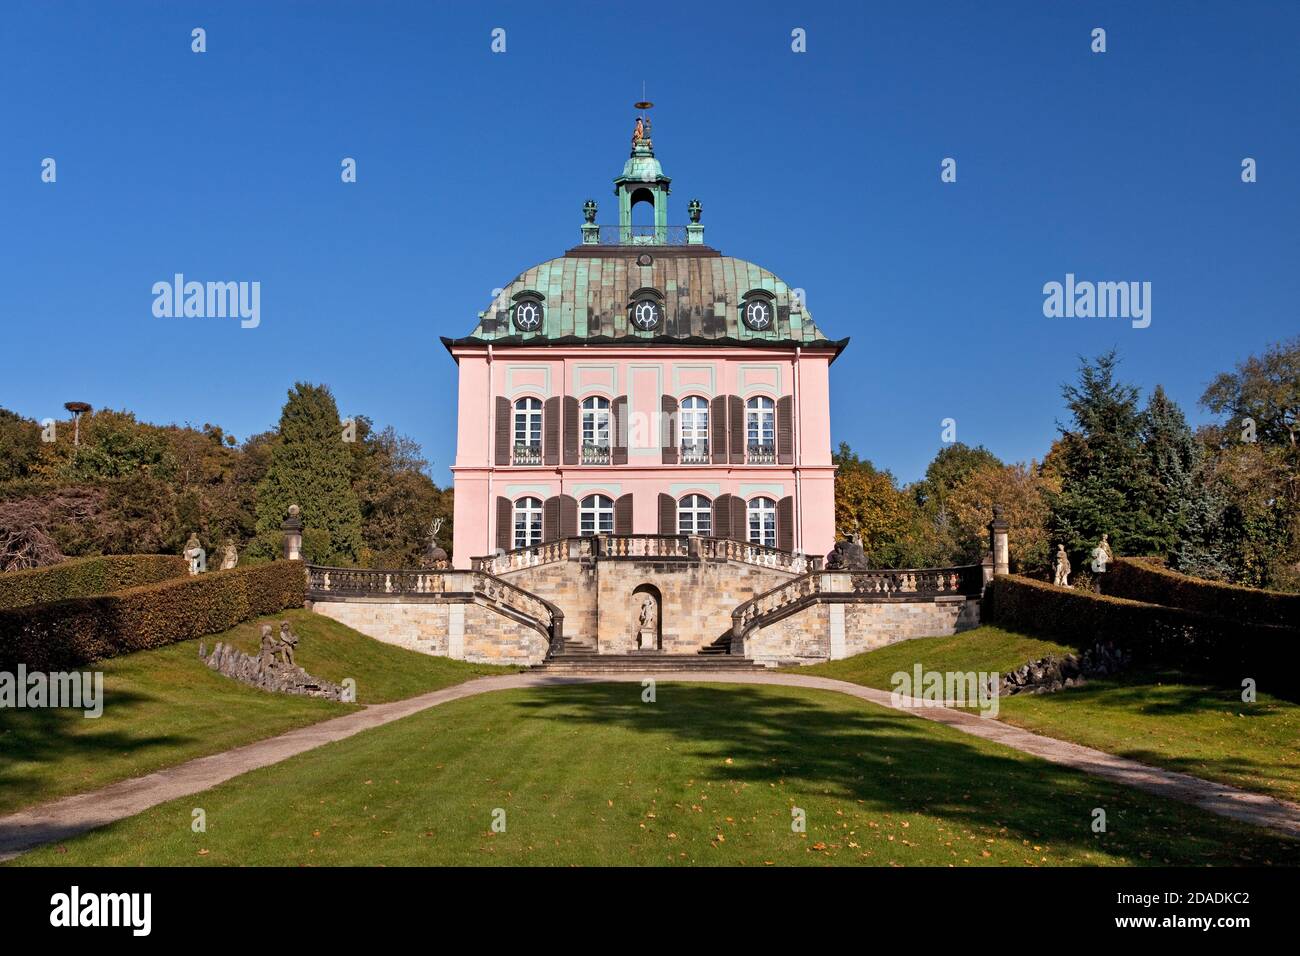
[745,596,981,666]
[497,559,597,641]
[595,559,795,653]
[312,598,547,665]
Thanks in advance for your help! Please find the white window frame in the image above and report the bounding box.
[679,395,709,462]
[579,494,614,536]
[747,496,777,548]
[513,397,542,459]
[746,396,775,452]
[677,494,712,536]
[513,497,543,549]
[581,396,610,448]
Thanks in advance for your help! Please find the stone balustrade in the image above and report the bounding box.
[695,537,823,573]
[306,565,561,642]
[732,565,984,638]
[471,534,821,574]
[471,539,588,575]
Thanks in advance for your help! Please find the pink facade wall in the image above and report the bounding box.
[449,346,838,567]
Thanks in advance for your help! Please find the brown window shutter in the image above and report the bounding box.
[543,496,559,542]
[711,494,729,539]
[710,396,728,464]
[661,394,678,464]
[730,496,747,542]
[543,397,560,465]
[558,495,578,538]
[612,396,628,465]
[614,494,633,534]
[495,397,512,466]
[728,395,745,461]
[496,496,512,552]
[659,493,677,534]
[777,496,794,553]
[777,395,794,464]
[563,396,580,465]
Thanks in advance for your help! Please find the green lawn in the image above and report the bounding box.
[0,609,516,816]
[13,683,1296,866]
[795,626,1300,804]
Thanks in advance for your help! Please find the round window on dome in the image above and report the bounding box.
[631,299,661,331]
[513,299,544,332]
[742,298,773,332]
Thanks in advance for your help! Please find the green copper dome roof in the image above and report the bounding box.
[444,251,845,354]
[442,111,847,358]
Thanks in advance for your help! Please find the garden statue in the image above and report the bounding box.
[637,596,657,649]
[277,620,299,667]
[202,620,343,700]
[826,532,869,570]
[183,532,205,575]
[218,539,238,570]
[422,517,450,570]
[1053,544,1072,587]
[258,623,277,666]
[1090,533,1113,573]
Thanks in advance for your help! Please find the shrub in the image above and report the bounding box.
[1103,557,1300,629]
[0,561,306,671]
[0,554,187,610]
[988,573,1299,688]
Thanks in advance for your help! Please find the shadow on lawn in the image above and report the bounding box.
[0,687,185,813]
[1001,677,1298,795]
[511,682,1298,863]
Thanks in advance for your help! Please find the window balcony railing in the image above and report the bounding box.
[513,443,542,466]
[747,442,777,465]
[581,442,611,465]
[680,441,710,464]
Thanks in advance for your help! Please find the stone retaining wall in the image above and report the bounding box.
[743,596,981,665]
[312,598,547,665]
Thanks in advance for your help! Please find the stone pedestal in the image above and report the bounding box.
[637,627,657,650]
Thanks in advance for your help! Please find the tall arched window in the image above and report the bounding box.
[513,397,542,465]
[746,397,775,463]
[513,497,543,549]
[747,496,776,547]
[581,396,610,464]
[579,494,614,536]
[678,494,712,536]
[680,396,709,463]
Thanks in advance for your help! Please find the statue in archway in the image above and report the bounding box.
[636,594,657,650]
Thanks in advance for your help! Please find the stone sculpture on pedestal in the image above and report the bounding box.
[1052,544,1072,587]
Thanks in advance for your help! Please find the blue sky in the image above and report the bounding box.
[3,1,1296,484]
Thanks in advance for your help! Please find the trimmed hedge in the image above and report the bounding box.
[1103,557,1300,629]
[988,574,1299,687]
[0,554,187,611]
[0,561,306,671]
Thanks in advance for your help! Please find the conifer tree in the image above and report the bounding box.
[1048,351,1161,560]
[253,383,363,564]
[1140,385,1228,576]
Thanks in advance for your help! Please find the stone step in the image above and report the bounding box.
[536,655,768,672]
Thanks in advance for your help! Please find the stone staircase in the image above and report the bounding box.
[535,637,768,673]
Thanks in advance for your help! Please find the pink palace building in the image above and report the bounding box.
[443,114,847,569]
